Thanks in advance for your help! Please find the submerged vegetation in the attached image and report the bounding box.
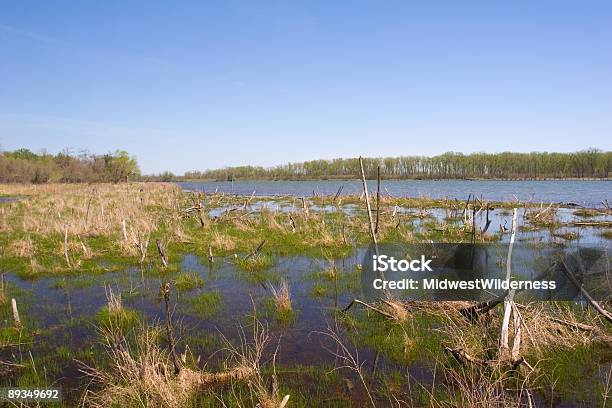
[0,181,610,406]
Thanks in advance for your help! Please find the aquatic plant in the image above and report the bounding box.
[174,271,204,292]
[188,290,223,319]
[269,279,292,313]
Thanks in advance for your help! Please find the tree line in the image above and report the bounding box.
[2,148,609,183]
[0,148,140,183]
[184,149,611,180]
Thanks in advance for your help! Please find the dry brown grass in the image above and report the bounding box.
[383,300,409,323]
[0,274,6,306]
[81,317,277,408]
[211,231,237,251]
[105,285,123,315]
[9,236,34,257]
[428,363,524,408]
[0,183,179,238]
[269,280,292,312]
[81,325,197,408]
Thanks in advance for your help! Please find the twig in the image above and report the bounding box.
[559,259,612,324]
[359,157,378,256]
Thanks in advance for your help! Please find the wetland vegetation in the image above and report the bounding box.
[0,181,611,407]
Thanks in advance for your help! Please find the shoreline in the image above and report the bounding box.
[175,177,612,182]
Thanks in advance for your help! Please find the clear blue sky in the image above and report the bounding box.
[1,1,611,174]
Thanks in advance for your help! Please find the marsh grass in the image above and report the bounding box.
[3,182,586,279]
[267,279,295,325]
[81,314,281,408]
[236,253,274,272]
[269,279,292,312]
[188,290,223,319]
[337,298,612,406]
[175,271,204,292]
[599,229,612,240]
[0,275,6,306]
[95,285,140,332]
[1,183,610,406]
[574,208,602,218]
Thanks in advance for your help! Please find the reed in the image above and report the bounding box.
[269,279,292,312]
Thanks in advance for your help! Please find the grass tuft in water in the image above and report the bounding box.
[175,271,204,292]
[188,290,223,319]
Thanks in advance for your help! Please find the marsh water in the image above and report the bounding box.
[1,185,612,406]
[178,179,611,206]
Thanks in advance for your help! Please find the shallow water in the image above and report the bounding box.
[2,236,611,405]
[178,179,612,206]
[1,191,611,405]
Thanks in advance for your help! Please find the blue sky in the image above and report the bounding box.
[1,1,611,174]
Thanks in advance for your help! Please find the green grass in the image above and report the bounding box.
[531,343,608,405]
[235,253,274,272]
[95,305,141,332]
[175,271,204,292]
[187,290,223,319]
[264,298,297,327]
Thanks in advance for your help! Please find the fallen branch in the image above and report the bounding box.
[244,240,266,261]
[342,299,396,320]
[559,259,612,324]
[444,347,492,367]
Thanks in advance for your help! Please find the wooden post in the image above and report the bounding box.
[375,165,381,235]
[359,157,378,256]
[12,298,21,328]
[500,208,518,360]
[64,227,72,269]
[156,239,168,268]
[160,282,181,374]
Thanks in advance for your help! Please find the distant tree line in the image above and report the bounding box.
[184,149,611,180]
[3,148,609,183]
[0,148,140,183]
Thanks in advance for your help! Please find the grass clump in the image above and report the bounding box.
[266,280,296,326]
[573,208,601,218]
[599,229,612,240]
[175,271,204,292]
[188,290,223,319]
[81,318,278,408]
[95,286,140,331]
[236,253,274,272]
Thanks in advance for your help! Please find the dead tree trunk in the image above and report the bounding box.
[160,282,181,374]
[375,165,381,235]
[156,239,168,268]
[359,157,378,256]
[499,208,519,362]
